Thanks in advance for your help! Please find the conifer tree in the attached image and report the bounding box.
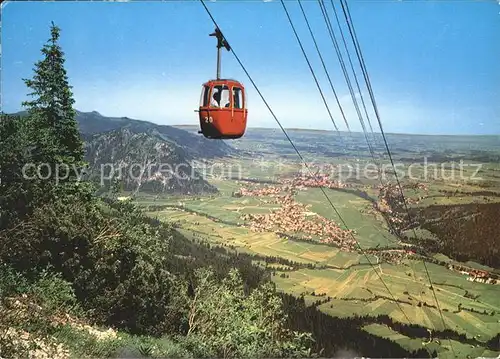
[22,22,85,180]
[0,114,32,227]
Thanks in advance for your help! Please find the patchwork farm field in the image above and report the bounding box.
[139,179,500,357]
[137,132,500,357]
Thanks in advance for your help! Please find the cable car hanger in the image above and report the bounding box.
[194,5,440,356]
[210,27,231,80]
[196,27,248,140]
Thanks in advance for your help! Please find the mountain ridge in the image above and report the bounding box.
[85,127,218,195]
[11,109,238,159]
[10,109,233,195]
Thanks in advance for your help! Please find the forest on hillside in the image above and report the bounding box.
[0,24,440,358]
[0,23,318,358]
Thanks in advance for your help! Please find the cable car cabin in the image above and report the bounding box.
[198,79,247,139]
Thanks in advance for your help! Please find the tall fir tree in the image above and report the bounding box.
[22,22,85,178]
[19,22,95,207]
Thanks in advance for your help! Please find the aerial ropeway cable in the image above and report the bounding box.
[316,0,431,308]
[279,0,341,133]
[316,0,378,163]
[338,0,455,355]
[296,0,351,132]
[317,0,435,322]
[328,0,377,141]
[197,0,418,332]
[196,0,458,355]
[276,5,436,356]
[288,0,400,235]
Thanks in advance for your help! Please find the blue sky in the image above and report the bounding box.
[2,0,499,135]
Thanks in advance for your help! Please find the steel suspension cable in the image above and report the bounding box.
[198,0,416,330]
[282,3,428,338]
[339,1,454,355]
[296,0,350,132]
[281,1,435,355]
[329,0,377,141]
[279,0,341,134]
[316,0,378,164]
[295,0,407,251]
[318,0,432,318]
[296,0,393,224]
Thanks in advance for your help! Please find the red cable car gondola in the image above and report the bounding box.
[197,28,248,139]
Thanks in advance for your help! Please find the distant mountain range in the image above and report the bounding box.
[74,110,237,159]
[12,110,238,195]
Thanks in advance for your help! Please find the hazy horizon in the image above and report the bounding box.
[2,0,499,135]
[7,108,500,137]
